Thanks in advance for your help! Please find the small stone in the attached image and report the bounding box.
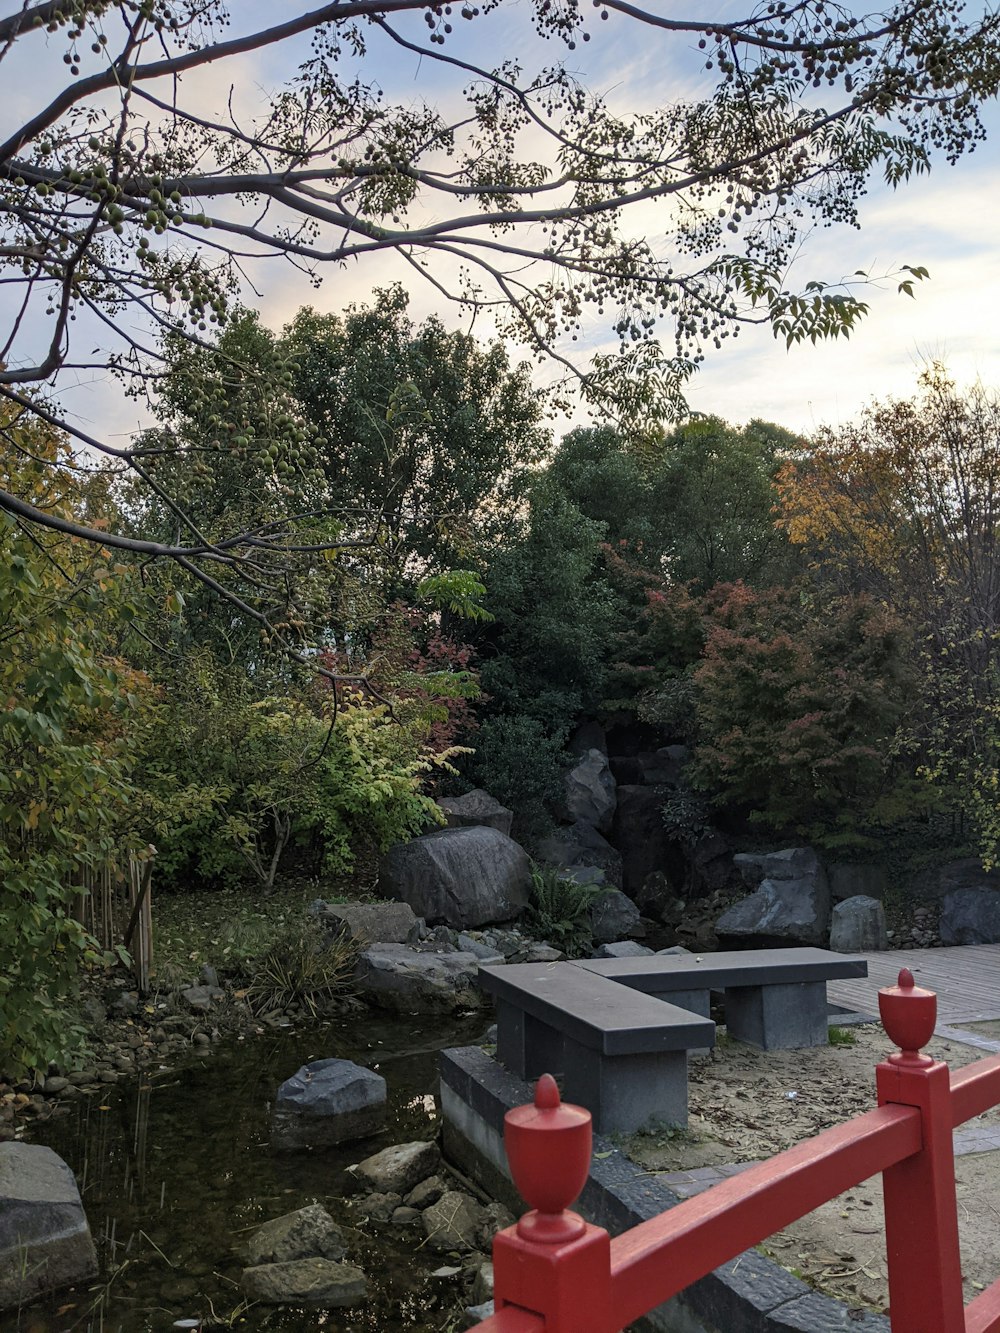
[43,1077,69,1095]
[472,1260,495,1304]
[351,1141,440,1196]
[404,1174,447,1210]
[240,1257,367,1308]
[241,1204,346,1267]
[422,1191,488,1254]
[356,1192,401,1223]
[390,1206,421,1224]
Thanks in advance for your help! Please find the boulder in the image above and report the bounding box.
[589,889,643,944]
[379,826,531,928]
[595,940,654,958]
[271,1059,386,1150]
[939,887,1000,945]
[0,1143,97,1310]
[829,896,888,952]
[437,789,514,838]
[912,858,1000,902]
[612,785,680,896]
[351,1140,441,1196]
[829,863,888,903]
[312,900,420,946]
[179,984,224,1012]
[715,866,831,949]
[241,1258,366,1308]
[422,1190,489,1253]
[687,831,735,896]
[354,944,487,1013]
[733,847,825,890]
[536,822,623,888]
[563,748,617,834]
[241,1204,346,1266]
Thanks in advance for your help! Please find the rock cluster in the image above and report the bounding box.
[239,1204,366,1309]
[346,1138,513,1324]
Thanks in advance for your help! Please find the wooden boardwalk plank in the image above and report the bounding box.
[827,944,1000,1028]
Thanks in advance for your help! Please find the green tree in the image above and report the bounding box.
[281,290,550,593]
[654,418,800,590]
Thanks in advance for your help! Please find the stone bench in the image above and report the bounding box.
[478,961,715,1133]
[571,946,868,1051]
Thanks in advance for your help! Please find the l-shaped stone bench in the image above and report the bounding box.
[478,947,868,1134]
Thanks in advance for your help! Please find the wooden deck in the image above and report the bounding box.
[827,943,1000,1029]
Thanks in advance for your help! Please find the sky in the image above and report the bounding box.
[4,1,1000,445]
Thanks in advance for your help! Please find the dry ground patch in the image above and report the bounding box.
[623,1025,1000,1314]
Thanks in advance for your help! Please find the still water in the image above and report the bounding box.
[11,1013,489,1333]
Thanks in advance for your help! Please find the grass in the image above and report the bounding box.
[828,1025,857,1047]
[153,877,363,985]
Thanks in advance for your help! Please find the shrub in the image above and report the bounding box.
[246,919,359,1017]
[523,864,603,956]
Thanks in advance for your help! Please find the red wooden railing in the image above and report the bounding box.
[472,968,1000,1333]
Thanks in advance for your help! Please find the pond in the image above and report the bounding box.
[13,1011,490,1333]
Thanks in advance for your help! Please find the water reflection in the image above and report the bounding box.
[15,1013,487,1333]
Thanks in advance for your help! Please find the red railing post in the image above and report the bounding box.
[876,967,964,1332]
[491,1074,613,1333]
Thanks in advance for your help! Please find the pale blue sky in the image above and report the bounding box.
[4,1,999,443]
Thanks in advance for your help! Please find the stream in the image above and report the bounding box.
[11,1011,490,1333]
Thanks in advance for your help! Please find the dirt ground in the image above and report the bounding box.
[623,1025,1000,1315]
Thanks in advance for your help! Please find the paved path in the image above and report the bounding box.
[827,943,1000,1030]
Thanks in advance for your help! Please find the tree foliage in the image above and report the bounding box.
[0,0,994,636]
[779,367,1000,860]
[0,419,143,1075]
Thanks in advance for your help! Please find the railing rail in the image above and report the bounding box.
[472,967,1000,1333]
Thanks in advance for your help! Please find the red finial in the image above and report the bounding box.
[504,1075,592,1244]
[878,967,937,1065]
[535,1072,560,1110]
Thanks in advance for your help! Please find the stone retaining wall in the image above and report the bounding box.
[440,1046,890,1333]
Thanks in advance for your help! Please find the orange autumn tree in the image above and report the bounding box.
[777,366,1000,861]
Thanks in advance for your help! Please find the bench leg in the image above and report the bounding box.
[562,1040,689,1134]
[495,999,567,1081]
[725,981,828,1050]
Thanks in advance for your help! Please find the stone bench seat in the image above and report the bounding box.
[478,962,715,1133]
[571,946,868,1051]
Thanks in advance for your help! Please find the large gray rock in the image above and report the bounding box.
[351,1141,441,1195]
[241,1204,346,1266]
[940,887,1000,945]
[0,1143,98,1310]
[312,900,420,945]
[589,889,643,944]
[537,821,623,888]
[241,1258,366,1308]
[563,748,617,835]
[437,789,514,838]
[379,826,530,928]
[733,847,826,890]
[354,944,488,1013]
[715,866,832,948]
[829,863,888,903]
[612,785,679,896]
[272,1059,386,1150]
[829,896,888,952]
